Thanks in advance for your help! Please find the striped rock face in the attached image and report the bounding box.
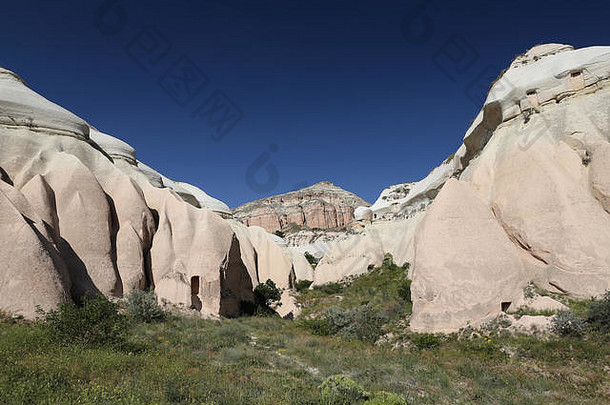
[233,181,370,233]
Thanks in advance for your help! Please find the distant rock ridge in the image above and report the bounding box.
[233,181,370,233]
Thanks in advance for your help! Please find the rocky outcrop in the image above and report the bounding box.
[233,182,369,233]
[0,67,302,318]
[324,44,610,332]
[409,179,526,332]
[313,213,424,286]
[410,44,610,332]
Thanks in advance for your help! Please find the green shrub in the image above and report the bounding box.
[318,375,366,405]
[250,279,282,316]
[587,290,610,332]
[551,310,588,337]
[40,295,129,347]
[274,230,285,238]
[364,391,408,405]
[304,252,319,266]
[313,282,343,295]
[124,290,166,323]
[396,278,411,303]
[300,304,386,343]
[298,317,335,336]
[410,333,442,350]
[324,304,386,343]
[381,253,396,269]
[254,279,282,307]
[295,279,313,292]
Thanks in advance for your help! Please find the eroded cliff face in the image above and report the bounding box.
[233,182,370,233]
[0,67,308,319]
[316,44,610,332]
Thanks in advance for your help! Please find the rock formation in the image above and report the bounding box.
[317,44,610,332]
[3,43,610,334]
[0,67,309,318]
[233,181,369,233]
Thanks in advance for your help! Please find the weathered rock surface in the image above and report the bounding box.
[4,43,610,333]
[233,181,369,233]
[0,179,70,317]
[325,44,610,332]
[412,45,610,331]
[313,213,423,286]
[0,67,306,318]
[409,179,526,332]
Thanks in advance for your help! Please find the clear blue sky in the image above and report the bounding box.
[1,1,607,207]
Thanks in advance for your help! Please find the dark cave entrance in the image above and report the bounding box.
[190,276,202,311]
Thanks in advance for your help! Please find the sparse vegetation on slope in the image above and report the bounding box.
[299,254,412,340]
[1,271,609,404]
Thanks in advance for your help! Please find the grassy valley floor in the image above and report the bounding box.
[1,261,609,404]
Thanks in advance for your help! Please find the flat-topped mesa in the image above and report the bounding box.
[233,181,370,233]
[357,43,610,223]
[0,67,89,138]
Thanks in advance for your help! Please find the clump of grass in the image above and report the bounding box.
[295,279,313,292]
[37,294,129,347]
[364,391,408,405]
[410,333,442,350]
[511,307,557,319]
[587,290,610,332]
[124,290,166,323]
[313,282,343,295]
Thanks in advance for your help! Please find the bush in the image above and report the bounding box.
[381,253,396,269]
[124,290,166,323]
[300,305,386,343]
[588,290,610,332]
[313,282,343,295]
[304,252,319,266]
[298,317,335,336]
[274,230,285,238]
[551,310,588,337]
[40,295,129,347]
[396,278,411,303]
[323,304,386,343]
[364,391,408,405]
[410,333,442,350]
[295,279,313,292]
[252,279,282,316]
[254,279,282,307]
[318,375,366,405]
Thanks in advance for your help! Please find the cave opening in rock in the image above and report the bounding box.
[526,90,539,108]
[501,301,512,313]
[190,276,202,311]
[571,70,584,90]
